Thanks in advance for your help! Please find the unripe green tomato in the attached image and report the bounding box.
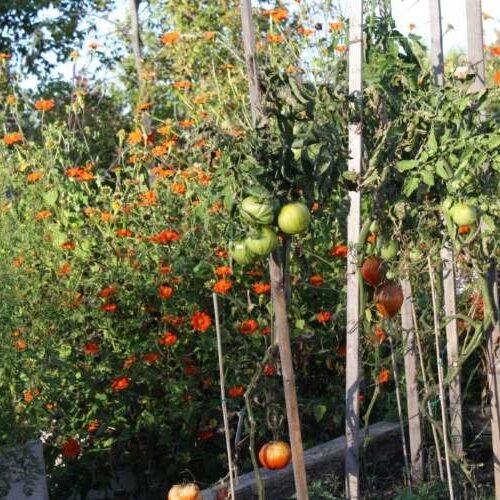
[277,202,311,235]
[240,196,276,225]
[449,203,478,226]
[381,240,399,260]
[230,241,256,265]
[409,248,423,262]
[245,226,279,256]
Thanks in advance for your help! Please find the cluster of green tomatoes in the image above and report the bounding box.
[229,197,311,265]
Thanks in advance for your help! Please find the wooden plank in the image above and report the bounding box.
[239,2,309,498]
[465,3,500,495]
[400,279,424,481]
[201,422,400,500]
[466,0,486,92]
[441,246,464,455]
[429,0,445,87]
[345,1,363,499]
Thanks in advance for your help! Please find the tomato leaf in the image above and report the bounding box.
[313,404,327,423]
[403,177,420,196]
[395,160,418,172]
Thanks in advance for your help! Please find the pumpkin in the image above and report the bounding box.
[258,441,292,470]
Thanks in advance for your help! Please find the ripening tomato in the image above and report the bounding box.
[361,256,384,286]
[229,241,256,265]
[240,196,277,225]
[375,282,404,318]
[167,483,202,500]
[277,202,311,234]
[258,441,292,470]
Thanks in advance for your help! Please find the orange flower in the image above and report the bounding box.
[3,132,23,145]
[267,34,285,44]
[99,286,118,298]
[160,31,181,44]
[329,244,348,258]
[143,352,160,365]
[228,385,245,398]
[251,282,271,295]
[34,99,55,112]
[310,274,324,286]
[115,228,135,238]
[5,94,16,105]
[61,438,80,458]
[60,241,76,251]
[87,420,100,433]
[239,319,259,335]
[378,368,391,384]
[203,31,217,40]
[88,41,100,50]
[209,201,223,213]
[172,80,191,90]
[100,211,113,222]
[23,390,34,403]
[138,190,158,206]
[184,365,200,377]
[12,256,23,268]
[178,119,194,128]
[263,363,275,376]
[149,229,180,244]
[493,71,500,85]
[260,326,272,336]
[335,44,348,53]
[26,171,44,183]
[215,247,228,259]
[57,262,72,277]
[261,7,288,22]
[298,26,315,37]
[157,124,171,136]
[159,263,172,274]
[84,342,100,355]
[162,314,184,327]
[111,376,129,391]
[158,331,178,346]
[191,311,212,332]
[123,354,137,369]
[137,102,153,112]
[0,53,11,60]
[329,20,344,31]
[373,326,386,344]
[100,302,118,313]
[316,311,332,324]
[127,129,143,145]
[214,266,232,277]
[14,339,28,350]
[158,284,174,299]
[489,46,500,56]
[213,279,233,294]
[171,182,186,195]
[35,210,52,221]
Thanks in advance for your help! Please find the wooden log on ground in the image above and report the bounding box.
[201,422,400,500]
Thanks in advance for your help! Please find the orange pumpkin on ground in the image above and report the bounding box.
[167,483,202,500]
[258,441,292,470]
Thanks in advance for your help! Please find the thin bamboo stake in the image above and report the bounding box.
[430,0,464,457]
[400,279,424,482]
[128,0,143,88]
[411,302,445,481]
[466,3,500,494]
[389,335,412,486]
[345,2,363,498]
[428,257,455,499]
[213,293,236,499]
[240,3,309,498]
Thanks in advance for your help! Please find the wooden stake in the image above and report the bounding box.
[466,3,500,495]
[213,293,237,499]
[400,279,424,482]
[345,2,363,499]
[428,258,455,500]
[128,0,143,88]
[240,2,309,498]
[430,0,464,457]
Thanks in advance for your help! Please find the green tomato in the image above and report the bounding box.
[245,226,279,256]
[277,202,311,235]
[240,196,276,225]
[380,240,399,260]
[230,241,256,265]
[449,203,478,226]
[409,248,423,262]
[369,220,380,234]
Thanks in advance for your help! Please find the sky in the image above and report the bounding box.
[28,0,500,88]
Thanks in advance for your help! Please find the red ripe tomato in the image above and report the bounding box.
[361,256,384,286]
[258,441,292,470]
[375,282,404,318]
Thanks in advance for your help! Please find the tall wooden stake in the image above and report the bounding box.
[430,0,464,457]
[239,2,309,498]
[466,1,500,495]
[345,2,363,499]
[400,279,424,481]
